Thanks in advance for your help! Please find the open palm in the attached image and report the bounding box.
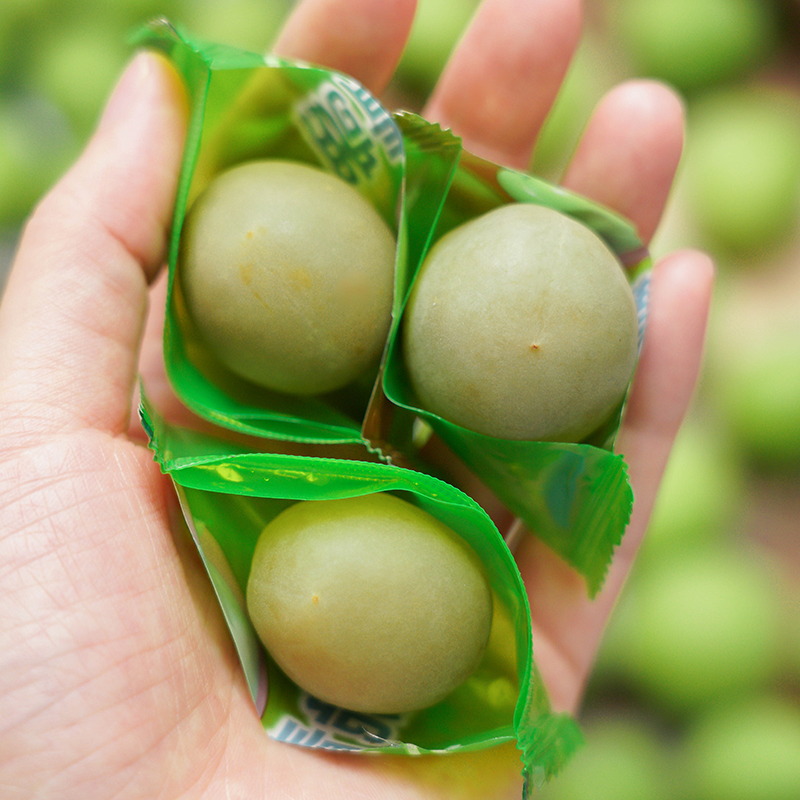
[0,1,712,798]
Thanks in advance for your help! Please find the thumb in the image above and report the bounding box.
[0,51,188,444]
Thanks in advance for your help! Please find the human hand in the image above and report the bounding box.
[0,1,713,799]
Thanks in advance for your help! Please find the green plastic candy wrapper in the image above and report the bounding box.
[133,17,651,794]
[140,390,581,793]
[379,123,650,597]
[138,20,407,445]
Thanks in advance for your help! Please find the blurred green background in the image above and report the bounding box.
[2,1,800,796]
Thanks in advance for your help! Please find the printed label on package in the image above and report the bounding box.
[292,74,404,188]
[268,693,409,751]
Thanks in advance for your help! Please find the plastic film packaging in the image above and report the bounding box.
[140,390,581,790]
[379,129,651,596]
[135,17,411,445]
[133,17,651,793]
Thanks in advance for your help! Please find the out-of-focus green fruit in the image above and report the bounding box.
[613,0,778,94]
[402,203,639,442]
[713,335,800,468]
[179,159,396,396]
[31,24,128,136]
[0,0,50,18]
[531,34,620,179]
[785,591,800,680]
[616,548,782,713]
[396,0,478,93]
[0,0,40,86]
[186,0,291,54]
[638,415,743,565]
[0,95,74,226]
[705,274,800,468]
[537,713,676,800]
[682,695,800,800]
[245,493,493,714]
[683,87,800,256]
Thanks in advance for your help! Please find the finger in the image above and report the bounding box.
[514,248,714,714]
[613,248,716,562]
[423,0,582,169]
[0,52,189,443]
[272,0,418,96]
[561,79,685,244]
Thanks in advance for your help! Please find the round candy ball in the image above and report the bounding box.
[179,159,396,395]
[246,493,494,714]
[402,203,639,442]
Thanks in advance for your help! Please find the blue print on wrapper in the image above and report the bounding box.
[268,693,408,751]
[631,272,650,351]
[293,74,403,186]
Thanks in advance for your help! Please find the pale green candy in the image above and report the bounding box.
[246,493,493,714]
[179,159,396,395]
[403,203,639,442]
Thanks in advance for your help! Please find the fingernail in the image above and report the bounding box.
[98,51,155,133]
